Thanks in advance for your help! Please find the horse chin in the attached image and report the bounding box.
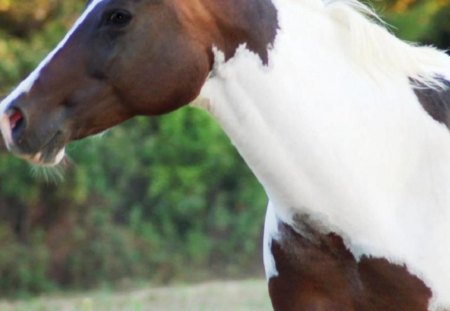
[17,134,66,166]
[23,147,66,167]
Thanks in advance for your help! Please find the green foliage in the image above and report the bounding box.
[0,106,266,296]
[0,225,54,296]
[376,0,450,49]
[0,0,449,297]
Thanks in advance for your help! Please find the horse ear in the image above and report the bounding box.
[414,79,450,130]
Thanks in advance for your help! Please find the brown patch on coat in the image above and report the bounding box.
[173,0,278,65]
[413,78,450,129]
[268,221,431,311]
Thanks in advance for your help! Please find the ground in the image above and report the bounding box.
[0,279,272,311]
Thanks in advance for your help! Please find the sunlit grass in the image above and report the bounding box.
[0,280,272,311]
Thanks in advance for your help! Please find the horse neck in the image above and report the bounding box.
[201,1,450,306]
[201,0,381,216]
[201,0,450,217]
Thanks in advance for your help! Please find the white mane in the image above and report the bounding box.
[256,0,450,88]
[326,0,450,87]
[324,0,450,88]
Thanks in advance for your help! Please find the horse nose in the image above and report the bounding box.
[0,105,27,150]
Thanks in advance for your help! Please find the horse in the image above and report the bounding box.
[1,0,450,309]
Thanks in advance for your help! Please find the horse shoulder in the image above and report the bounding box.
[264,205,432,311]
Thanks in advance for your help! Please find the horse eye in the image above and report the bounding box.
[105,9,132,27]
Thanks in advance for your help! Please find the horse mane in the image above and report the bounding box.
[320,0,450,89]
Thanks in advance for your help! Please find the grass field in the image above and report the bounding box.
[0,280,272,311]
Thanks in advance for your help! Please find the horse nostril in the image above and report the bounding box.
[9,108,24,131]
[6,107,26,141]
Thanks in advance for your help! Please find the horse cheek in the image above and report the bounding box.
[116,41,210,115]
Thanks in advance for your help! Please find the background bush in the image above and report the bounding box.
[0,0,449,297]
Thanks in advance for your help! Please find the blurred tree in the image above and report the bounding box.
[0,0,56,37]
[422,2,450,49]
[375,0,450,49]
[0,0,266,295]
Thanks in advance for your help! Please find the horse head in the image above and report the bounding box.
[1,0,278,165]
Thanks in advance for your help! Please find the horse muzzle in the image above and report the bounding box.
[0,104,66,166]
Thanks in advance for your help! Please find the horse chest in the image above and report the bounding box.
[267,218,432,311]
